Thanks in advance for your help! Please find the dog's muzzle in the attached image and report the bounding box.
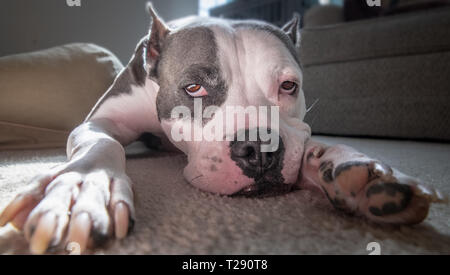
[230,129,294,197]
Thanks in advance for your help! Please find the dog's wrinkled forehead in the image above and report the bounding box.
[155,19,300,121]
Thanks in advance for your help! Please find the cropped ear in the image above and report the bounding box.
[144,2,171,77]
[282,13,301,49]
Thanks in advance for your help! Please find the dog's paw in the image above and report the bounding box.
[317,157,446,224]
[0,164,135,254]
[305,144,447,225]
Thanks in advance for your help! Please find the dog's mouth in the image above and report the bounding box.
[231,180,297,198]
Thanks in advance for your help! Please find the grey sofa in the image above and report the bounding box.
[300,6,450,141]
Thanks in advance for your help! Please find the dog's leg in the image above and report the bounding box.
[0,4,170,254]
[0,119,133,254]
[300,139,447,225]
[0,66,162,255]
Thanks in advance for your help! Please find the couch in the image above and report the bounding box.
[300,5,450,141]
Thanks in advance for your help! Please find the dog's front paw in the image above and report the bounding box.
[306,144,447,225]
[0,163,135,254]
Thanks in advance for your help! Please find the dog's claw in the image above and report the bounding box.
[30,212,57,255]
[114,202,129,239]
[413,180,448,204]
[0,195,35,227]
[11,204,37,230]
[67,212,91,254]
[1,164,135,254]
[369,161,392,178]
[436,190,448,204]
[0,174,52,228]
[312,146,325,158]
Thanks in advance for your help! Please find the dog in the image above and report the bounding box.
[0,3,446,254]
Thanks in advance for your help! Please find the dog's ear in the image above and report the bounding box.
[144,2,171,76]
[282,13,301,49]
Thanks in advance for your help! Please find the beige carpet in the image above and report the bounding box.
[0,136,449,254]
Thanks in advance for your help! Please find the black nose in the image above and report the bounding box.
[230,140,277,171]
[229,130,283,177]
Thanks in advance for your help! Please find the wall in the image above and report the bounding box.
[0,0,199,63]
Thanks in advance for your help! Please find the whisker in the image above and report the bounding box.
[306,98,320,113]
[189,174,204,184]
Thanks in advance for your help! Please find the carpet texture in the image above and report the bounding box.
[0,136,449,254]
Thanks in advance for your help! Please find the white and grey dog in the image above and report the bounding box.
[0,4,446,254]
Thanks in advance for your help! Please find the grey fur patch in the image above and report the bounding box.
[321,187,349,212]
[319,161,334,183]
[155,25,228,121]
[129,37,149,86]
[369,202,404,217]
[369,207,383,216]
[211,156,222,163]
[86,37,148,120]
[138,132,162,150]
[382,202,399,215]
[367,182,413,217]
[366,182,412,198]
[231,20,301,68]
[282,13,300,48]
[86,67,134,120]
[322,168,333,183]
[91,230,108,247]
[366,183,385,197]
[106,69,134,97]
[334,161,368,178]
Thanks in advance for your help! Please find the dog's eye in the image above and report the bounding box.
[280,81,298,95]
[184,84,208,97]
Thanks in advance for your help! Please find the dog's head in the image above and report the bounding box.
[142,4,311,197]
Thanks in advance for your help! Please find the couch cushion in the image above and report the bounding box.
[0,43,123,150]
[300,7,450,67]
[300,7,450,141]
[302,51,450,140]
[303,5,345,28]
